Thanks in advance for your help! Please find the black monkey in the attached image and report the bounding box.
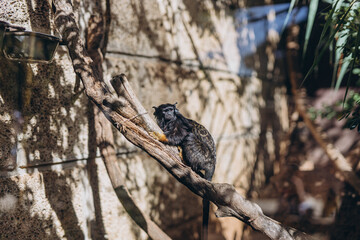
[153,103,216,240]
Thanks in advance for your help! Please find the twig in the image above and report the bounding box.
[53,0,311,239]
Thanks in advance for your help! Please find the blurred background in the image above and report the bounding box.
[1,0,360,239]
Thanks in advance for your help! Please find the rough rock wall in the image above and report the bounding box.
[0,0,290,239]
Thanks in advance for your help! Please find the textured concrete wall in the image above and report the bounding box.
[0,0,290,239]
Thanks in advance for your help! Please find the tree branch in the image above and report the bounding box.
[53,0,311,239]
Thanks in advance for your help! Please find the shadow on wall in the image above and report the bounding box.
[0,55,22,171]
[0,178,61,239]
[43,171,85,240]
[235,3,308,76]
[233,3,308,197]
[0,0,91,239]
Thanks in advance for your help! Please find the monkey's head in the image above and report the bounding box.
[153,103,178,125]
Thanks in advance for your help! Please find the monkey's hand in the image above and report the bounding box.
[150,131,168,143]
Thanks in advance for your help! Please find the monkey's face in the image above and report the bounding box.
[153,103,177,122]
[162,106,176,121]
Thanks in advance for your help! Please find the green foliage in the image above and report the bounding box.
[335,1,360,59]
[284,0,360,87]
[286,0,360,132]
[302,0,358,87]
[339,92,360,131]
[309,91,360,132]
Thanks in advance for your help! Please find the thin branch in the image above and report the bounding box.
[285,25,360,195]
[53,0,311,239]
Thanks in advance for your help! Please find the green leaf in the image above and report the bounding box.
[331,20,349,87]
[335,54,352,90]
[303,0,319,57]
[281,0,298,35]
[343,27,360,104]
[317,0,341,53]
[353,68,360,75]
[301,0,356,86]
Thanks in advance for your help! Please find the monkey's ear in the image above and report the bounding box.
[152,106,157,110]
[173,102,179,113]
[174,103,180,114]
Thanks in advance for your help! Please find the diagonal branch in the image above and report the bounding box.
[53,0,311,239]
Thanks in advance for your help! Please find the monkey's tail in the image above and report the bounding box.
[202,198,210,240]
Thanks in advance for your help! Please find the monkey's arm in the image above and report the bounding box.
[150,132,184,161]
[151,129,187,146]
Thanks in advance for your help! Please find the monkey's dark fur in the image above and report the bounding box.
[153,103,216,180]
[153,103,216,240]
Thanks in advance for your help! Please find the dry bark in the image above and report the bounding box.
[53,0,312,239]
